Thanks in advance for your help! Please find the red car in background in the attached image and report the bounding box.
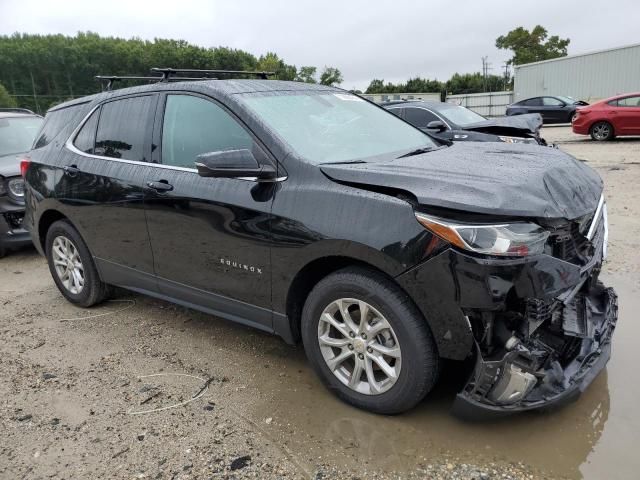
[572,92,640,141]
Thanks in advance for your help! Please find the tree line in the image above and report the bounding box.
[364,72,508,96]
[0,32,343,113]
[0,26,568,112]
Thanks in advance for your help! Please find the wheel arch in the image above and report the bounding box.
[37,209,69,253]
[284,255,437,358]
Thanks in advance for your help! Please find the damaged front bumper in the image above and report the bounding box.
[453,283,618,420]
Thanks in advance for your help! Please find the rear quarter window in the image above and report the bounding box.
[33,102,91,149]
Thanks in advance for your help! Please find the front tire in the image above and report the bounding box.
[45,220,110,307]
[301,267,439,414]
[590,121,614,141]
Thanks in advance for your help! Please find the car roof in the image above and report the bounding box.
[49,80,339,112]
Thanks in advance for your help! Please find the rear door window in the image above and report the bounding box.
[617,96,640,107]
[524,98,542,106]
[95,95,155,161]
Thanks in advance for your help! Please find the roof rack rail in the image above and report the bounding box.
[0,107,36,114]
[95,68,275,90]
[150,67,275,80]
[95,75,215,91]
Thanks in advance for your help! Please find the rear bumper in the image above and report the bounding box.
[571,117,591,134]
[452,284,617,420]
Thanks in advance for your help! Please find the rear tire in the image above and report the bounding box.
[590,121,614,141]
[45,220,111,307]
[301,267,439,414]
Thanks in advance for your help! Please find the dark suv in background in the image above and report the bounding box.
[23,71,617,418]
[0,108,42,257]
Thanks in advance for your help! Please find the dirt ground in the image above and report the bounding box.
[1,127,639,480]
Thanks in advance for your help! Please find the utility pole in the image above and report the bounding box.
[29,70,40,114]
[481,56,492,92]
[502,63,511,91]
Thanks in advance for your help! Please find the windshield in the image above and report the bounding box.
[240,91,436,164]
[0,116,43,156]
[437,104,486,126]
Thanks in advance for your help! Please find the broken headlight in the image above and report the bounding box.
[415,213,549,256]
[498,135,537,144]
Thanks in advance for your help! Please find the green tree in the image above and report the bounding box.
[319,67,343,86]
[365,77,443,94]
[256,52,296,80]
[0,82,16,107]
[0,33,310,112]
[365,79,385,94]
[295,66,317,83]
[496,25,570,65]
[445,72,504,94]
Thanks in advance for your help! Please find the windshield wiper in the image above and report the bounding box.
[396,146,435,159]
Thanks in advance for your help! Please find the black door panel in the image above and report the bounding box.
[143,93,275,318]
[144,169,274,312]
[55,152,157,278]
[54,95,158,287]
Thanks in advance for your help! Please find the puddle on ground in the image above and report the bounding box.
[248,272,639,480]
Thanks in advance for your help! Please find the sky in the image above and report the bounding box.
[1,0,638,91]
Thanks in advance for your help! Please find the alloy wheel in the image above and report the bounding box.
[51,235,85,294]
[317,298,402,395]
[592,123,611,140]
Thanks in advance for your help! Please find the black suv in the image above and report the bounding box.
[23,73,617,418]
[0,108,42,257]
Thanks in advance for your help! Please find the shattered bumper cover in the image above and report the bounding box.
[453,284,618,420]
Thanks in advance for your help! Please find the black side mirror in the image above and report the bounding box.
[195,149,277,180]
[426,120,446,132]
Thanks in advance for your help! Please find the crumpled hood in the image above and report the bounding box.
[461,113,542,137]
[320,142,602,220]
[0,153,21,178]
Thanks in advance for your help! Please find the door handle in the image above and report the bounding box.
[63,165,80,176]
[146,180,174,192]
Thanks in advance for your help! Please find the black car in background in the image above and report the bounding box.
[506,96,588,124]
[0,108,42,257]
[384,100,546,145]
[23,72,616,418]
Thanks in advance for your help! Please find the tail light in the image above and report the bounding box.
[20,158,31,178]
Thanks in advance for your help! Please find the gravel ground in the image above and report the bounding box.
[1,127,638,480]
